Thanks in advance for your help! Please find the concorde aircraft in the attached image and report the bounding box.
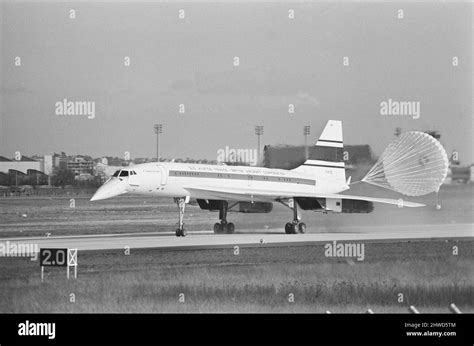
[90,120,424,237]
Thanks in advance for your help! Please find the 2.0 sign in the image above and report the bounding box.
[39,248,68,267]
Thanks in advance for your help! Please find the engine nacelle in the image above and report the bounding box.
[196,199,221,211]
[234,201,273,213]
[295,197,324,211]
[295,197,373,213]
[196,199,273,213]
[325,198,374,213]
[342,199,373,213]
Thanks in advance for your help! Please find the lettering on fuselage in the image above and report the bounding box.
[169,170,315,186]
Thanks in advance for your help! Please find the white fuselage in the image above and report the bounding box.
[91,162,349,203]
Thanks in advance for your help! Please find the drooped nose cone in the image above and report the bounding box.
[90,178,127,201]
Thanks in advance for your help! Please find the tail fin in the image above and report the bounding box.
[316,120,344,148]
[292,120,347,188]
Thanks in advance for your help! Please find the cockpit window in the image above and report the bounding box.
[112,170,120,177]
[119,170,129,177]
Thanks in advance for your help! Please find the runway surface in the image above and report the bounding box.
[1,223,472,252]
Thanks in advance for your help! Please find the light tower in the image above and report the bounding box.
[304,125,311,159]
[154,124,163,162]
[254,125,264,165]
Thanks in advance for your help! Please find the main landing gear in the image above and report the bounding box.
[174,197,189,237]
[278,198,306,234]
[213,201,235,234]
[284,221,306,234]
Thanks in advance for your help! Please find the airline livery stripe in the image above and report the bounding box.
[315,141,343,148]
[303,164,346,169]
[305,160,345,167]
[317,139,343,144]
[169,170,316,185]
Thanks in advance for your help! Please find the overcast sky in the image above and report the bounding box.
[0,1,472,163]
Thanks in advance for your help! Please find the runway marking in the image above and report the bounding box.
[2,230,214,241]
[0,223,472,252]
[0,218,212,228]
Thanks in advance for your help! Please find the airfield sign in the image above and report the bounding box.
[40,248,68,267]
[40,248,78,281]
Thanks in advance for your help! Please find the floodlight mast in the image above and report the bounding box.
[254,125,264,165]
[154,124,163,162]
[304,125,311,159]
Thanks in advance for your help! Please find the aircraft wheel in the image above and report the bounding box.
[220,222,228,233]
[181,229,187,237]
[175,229,182,237]
[291,223,298,234]
[227,222,235,234]
[285,222,293,234]
[213,223,222,234]
[298,222,306,234]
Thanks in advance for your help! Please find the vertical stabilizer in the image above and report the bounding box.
[292,120,347,189]
[316,120,343,148]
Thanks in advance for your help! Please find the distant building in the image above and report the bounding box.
[450,166,471,184]
[133,158,150,164]
[53,152,68,170]
[74,173,94,181]
[0,155,43,174]
[94,162,128,179]
[67,156,93,175]
[43,155,53,175]
[31,155,53,175]
[263,144,374,170]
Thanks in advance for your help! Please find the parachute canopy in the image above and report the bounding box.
[362,131,449,196]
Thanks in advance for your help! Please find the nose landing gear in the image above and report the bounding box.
[174,196,189,237]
